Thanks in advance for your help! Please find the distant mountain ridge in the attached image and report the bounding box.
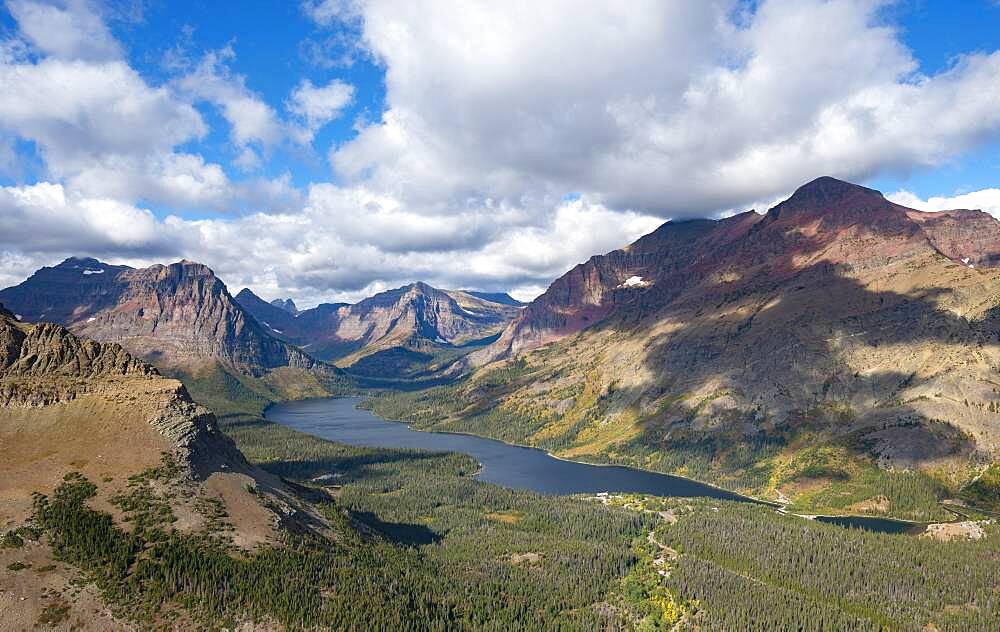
[270,298,298,314]
[459,291,525,307]
[0,258,320,378]
[0,256,521,383]
[236,282,522,373]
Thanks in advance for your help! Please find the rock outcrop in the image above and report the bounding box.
[0,305,152,379]
[0,305,244,474]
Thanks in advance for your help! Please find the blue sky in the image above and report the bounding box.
[892,0,999,73]
[0,0,389,216]
[870,0,1000,197]
[125,0,1000,205]
[1,0,1000,304]
[112,1,387,200]
[7,0,996,213]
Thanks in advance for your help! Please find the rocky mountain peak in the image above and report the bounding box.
[149,259,218,282]
[767,176,890,222]
[48,257,128,281]
[398,281,435,297]
[475,176,1000,367]
[0,259,320,376]
[0,309,254,488]
[270,298,298,314]
[56,256,106,269]
[787,175,884,204]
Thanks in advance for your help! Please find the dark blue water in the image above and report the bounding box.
[815,515,924,535]
[265,397,749,500]
[266,397,925,534]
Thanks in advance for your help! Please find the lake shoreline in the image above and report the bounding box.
[284,396,759,502]
[265,396,931,533]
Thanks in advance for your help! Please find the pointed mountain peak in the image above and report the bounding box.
[764,177,893,226]
[45,257,127,278]
[389,281,440,299]
[786,176,884,207]
[270,298,298,314]
[56,256,106,269]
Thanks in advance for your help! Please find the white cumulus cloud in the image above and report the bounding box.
[325,0,1000,216]
[888,188,1000,218]
[6,0,121,61]
[0,182,176,256]
[288,79,355,143]
[174,46,284,150]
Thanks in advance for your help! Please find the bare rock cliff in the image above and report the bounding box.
[0,259,317,377]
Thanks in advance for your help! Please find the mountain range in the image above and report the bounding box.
[2,175,999,628]
[396,177,1000,511]
[0,258,522,386]
[236,283,522,377]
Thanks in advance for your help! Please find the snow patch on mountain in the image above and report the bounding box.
[620,276,650,288]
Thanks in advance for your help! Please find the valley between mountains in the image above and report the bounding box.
[1,177,999,630]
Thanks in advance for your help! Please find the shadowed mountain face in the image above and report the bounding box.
[459,291,525,307]
[454,177,1000,498]
[0,258,318,378]
[478,177,1000,364]
[236,282,522,370]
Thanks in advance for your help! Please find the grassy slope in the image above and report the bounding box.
[962,463,1000,511]
[361,361,992,522]
[164,361,355,418]
[337,333,502,381]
